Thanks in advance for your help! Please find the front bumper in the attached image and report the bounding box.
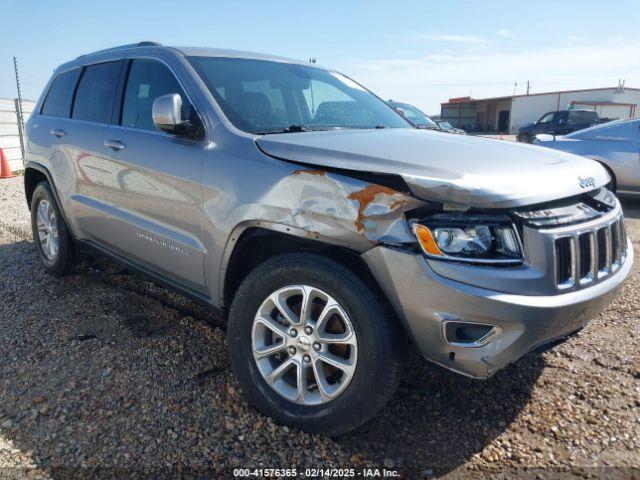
[363,238,633,378]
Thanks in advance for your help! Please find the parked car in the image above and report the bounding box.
[517,109,602,143]
[25,42,632,435]
[387,100,439,130]
[435,120,467,134]
[534,118,640,196]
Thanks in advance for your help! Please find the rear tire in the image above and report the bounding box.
[227,252,403,435]
[30,182,77,276]
[518,133,531,143]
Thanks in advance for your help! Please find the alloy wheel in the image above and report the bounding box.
[251,285,358,405]
[36,199,59,261]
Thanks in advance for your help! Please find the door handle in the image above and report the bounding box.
[104,140,126,151]
[50,129,66,138]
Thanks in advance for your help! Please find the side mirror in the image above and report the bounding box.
[152,93,189,134]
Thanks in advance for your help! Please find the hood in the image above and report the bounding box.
[256,128,609,208]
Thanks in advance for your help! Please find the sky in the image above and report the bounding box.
[2,0,640,114]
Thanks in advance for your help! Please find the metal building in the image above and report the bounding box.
[440,86,640,134]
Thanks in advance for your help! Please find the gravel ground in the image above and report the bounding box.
[0,175,639,479]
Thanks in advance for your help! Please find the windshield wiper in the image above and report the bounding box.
[258,125,313,135]
[283,124,312,132]
[257,124,391,135]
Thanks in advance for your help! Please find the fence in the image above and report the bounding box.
[0,97,35,172]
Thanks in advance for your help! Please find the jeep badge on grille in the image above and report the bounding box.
[579,176,596,189]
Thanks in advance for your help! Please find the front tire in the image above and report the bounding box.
[227,253,403,435]
[30,182,77,276]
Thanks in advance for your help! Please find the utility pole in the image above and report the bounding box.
[526,80,531,95]
[13,56,25,162]
[13,57,24,130]
[513,81,518,95]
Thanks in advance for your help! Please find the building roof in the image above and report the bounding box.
[441,86,640,106]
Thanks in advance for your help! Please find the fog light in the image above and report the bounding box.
[442,321,501,347]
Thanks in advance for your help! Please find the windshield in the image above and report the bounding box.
[438,121,453,129]
[188,57,411,134]
[391,103,437,128]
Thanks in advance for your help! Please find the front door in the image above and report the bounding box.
[88,58,207,292]
[533,112,555,135]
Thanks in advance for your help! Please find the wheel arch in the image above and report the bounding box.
[24,165,48,209]
[588,157,617,192]
[219,224,385,310]
[24,162,68,216]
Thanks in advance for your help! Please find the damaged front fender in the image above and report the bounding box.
[203,143,427,306]
[255,167,426,248]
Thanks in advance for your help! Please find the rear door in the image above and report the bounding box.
[26,67,83,228]
[61,61,125,241]
[86,58,207,292]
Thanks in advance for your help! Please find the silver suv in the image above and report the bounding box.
[25,42,633,435]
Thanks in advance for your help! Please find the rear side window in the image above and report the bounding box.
[120,59,192,132]
[568,110,598,125]
[72,62,122,124]
[41,69,81,118]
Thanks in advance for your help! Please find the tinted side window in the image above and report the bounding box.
[41,69,81,118]
[121,59,192,132]
[72,62,121,124]
[568,110,598,125]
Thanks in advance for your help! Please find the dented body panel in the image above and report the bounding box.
[199,124,425,305]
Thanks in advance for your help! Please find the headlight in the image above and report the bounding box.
[412,217,523,264]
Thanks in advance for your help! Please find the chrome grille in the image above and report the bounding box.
[554,216,627,290]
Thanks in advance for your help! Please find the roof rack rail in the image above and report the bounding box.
[77,41,162,59]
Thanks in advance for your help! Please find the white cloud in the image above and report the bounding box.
[410,33,489,44]
[337,40,640,114]
[498,29,513,38]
